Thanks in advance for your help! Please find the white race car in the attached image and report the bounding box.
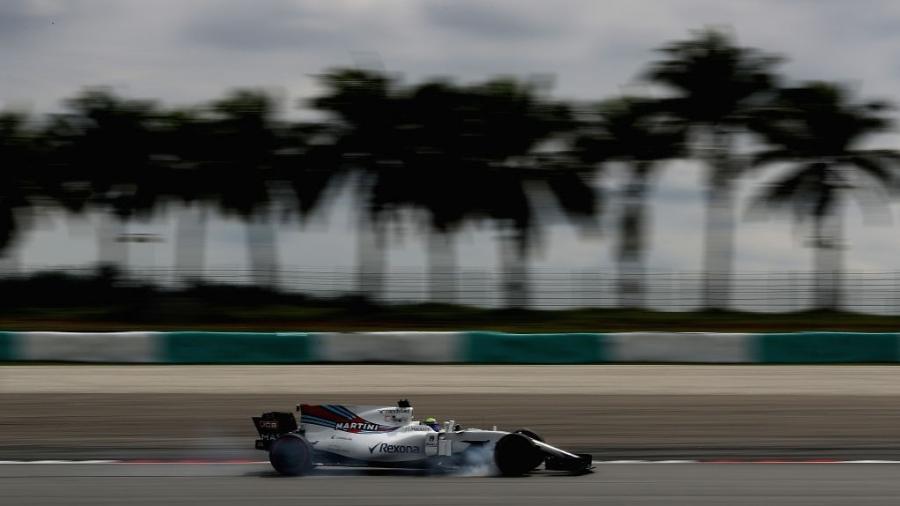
[252,400,593,476]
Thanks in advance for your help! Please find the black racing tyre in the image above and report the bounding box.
[513,429,544,442]
[269,434,314,476]
[494,433,543,476]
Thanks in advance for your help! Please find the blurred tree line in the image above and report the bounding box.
[1,28,898,311]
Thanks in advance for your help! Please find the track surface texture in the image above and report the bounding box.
[4,365,900,460]
[4,365,900,504]
[3,463,900,506]
[5,393,900,460]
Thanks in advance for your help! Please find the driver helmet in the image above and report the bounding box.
[424,417,440,431]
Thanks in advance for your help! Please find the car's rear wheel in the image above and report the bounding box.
[269,434,314,476]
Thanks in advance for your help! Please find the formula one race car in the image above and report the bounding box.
[252,400,593,476]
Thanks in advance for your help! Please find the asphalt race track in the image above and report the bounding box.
[8,366,900,461]
[4,462,900,506]
[6,366,900,504]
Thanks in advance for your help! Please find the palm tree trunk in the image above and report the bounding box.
[97,211,127,273]
[427,230,456,304]
[357,214,386,302]
[0,207,25,277]
[701,130,737,310]
[246,207,280,291]
[0,248,20,277]
[174,203,207,286]
[701,180,736,310]
[499,228,530,308]
[812,208,843,310]
[617,164,650,308]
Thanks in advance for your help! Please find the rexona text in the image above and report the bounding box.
[372,443,421,454]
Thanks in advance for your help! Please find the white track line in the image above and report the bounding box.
[0,460,118,464]
[3,459,900,465]
[594,460,699,464]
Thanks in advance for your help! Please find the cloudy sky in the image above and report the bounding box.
[5,0,900,307]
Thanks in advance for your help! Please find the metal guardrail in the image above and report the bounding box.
[7,266,900,314]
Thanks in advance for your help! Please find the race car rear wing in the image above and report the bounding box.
[252,412,298,450]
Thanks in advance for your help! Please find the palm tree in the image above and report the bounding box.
[206,89,284,289]
[573,97,683,308]
[0,112,40,270]
[645,28,782,310]
[276,120,347,269]
[157,99,338,289]
[461,78,598,308]
[58,89,161,272]
[398,80,481,304]
[312,70,597,307]
[311,69,407,301]
[154,107,218,284]
[749,82,898,310]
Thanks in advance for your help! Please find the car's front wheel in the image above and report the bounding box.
[494,433,544,476]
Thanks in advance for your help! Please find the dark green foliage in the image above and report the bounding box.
[1,27,899,317]
[645,28,784,310]
[749,82,898,308]
[645,28,782,131]
[750,82,897,223]
[573,97,685,308]
[0,112,38,252]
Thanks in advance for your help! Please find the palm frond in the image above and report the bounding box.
[846,153,896,186]
[751,149,795,168]
[747,162,822,222]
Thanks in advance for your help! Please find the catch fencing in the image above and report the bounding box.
[11,266,900,314]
